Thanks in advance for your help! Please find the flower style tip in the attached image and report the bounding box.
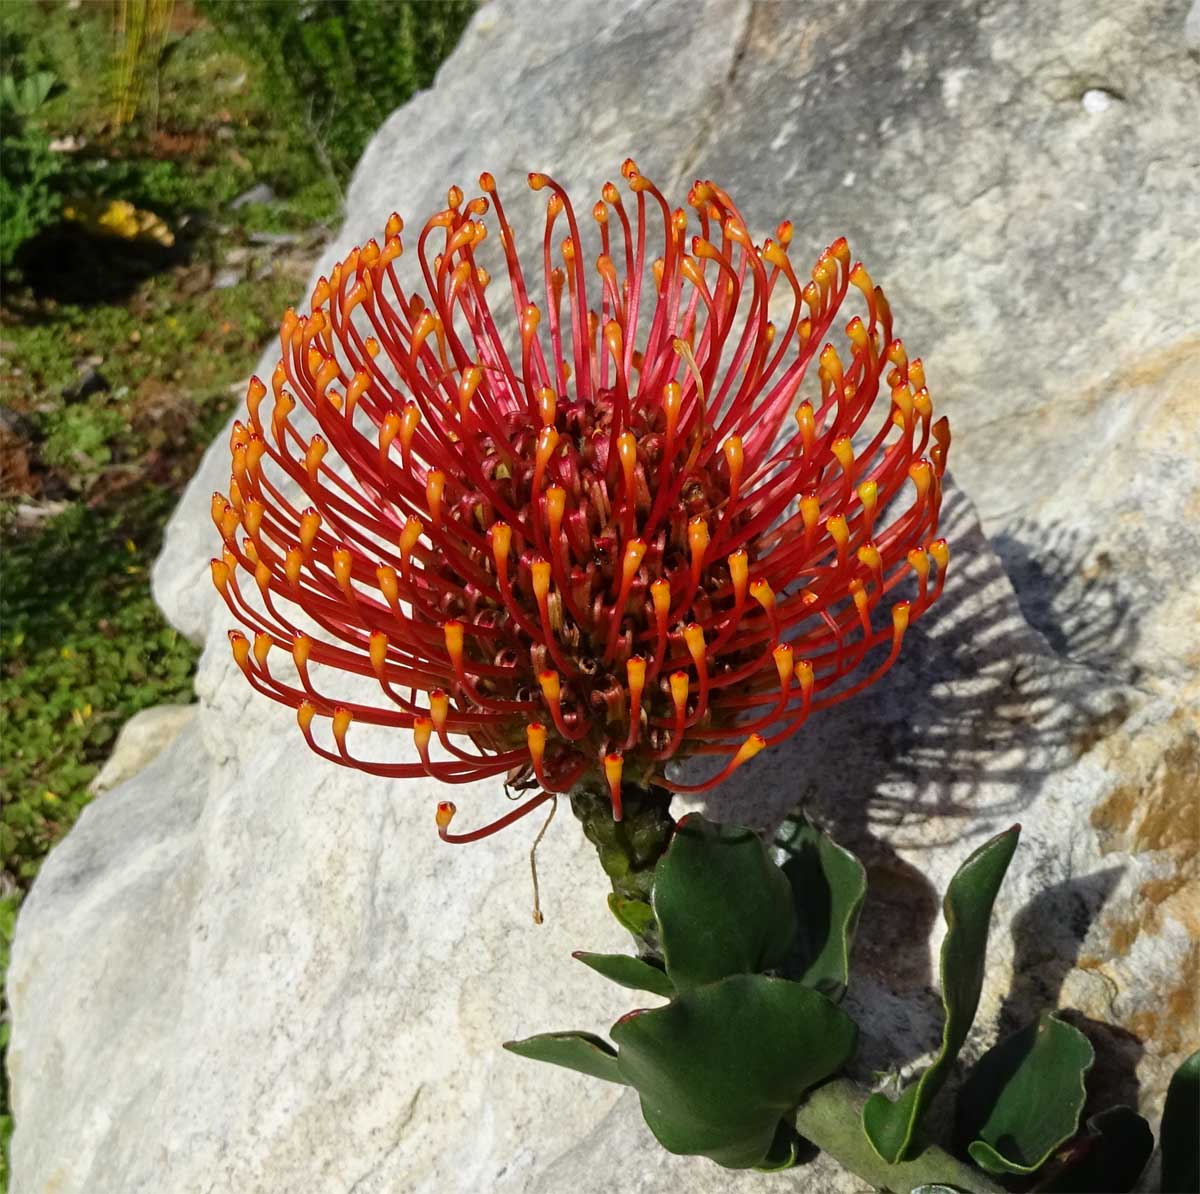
[212,166,950,841]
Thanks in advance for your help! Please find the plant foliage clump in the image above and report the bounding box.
[198,0,476,184]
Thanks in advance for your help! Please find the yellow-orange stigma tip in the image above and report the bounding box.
[795,660,815,692]
[627,655,646,685]
[893,602,911,634]
[622,539,647,575]
[832,436,854,473]
[369,630,388,674]
[819,344,844,385]
[537,669,561,702]
[531,558,552,599]
[683,623,706,659]
[526,721,547,757]
[490,521,512,558]
[436,800,456,831]
[750,578,776,609]
[849,263,873,291]
[651,579,671,612]
[412,718,433,754]
[858,480,879,511]
[763,242,788,269]
[246,376,266,406]
[617,430,637,465]
[443,620,465,656]
[253,633,272,668]
[332,706,352,739]
[426,470,445,524]
[243,500,264,536]
[800,493,820,529]
[210,559,230,590]
[851,580,869,612]
[228,629,249,663]
[254,562,270,591]
[538,386,557,427]
[688,516,709,555]
[670,671,690,707]
[528,172,548,190]
[908,548,931,576]
[545,485,566,523]
[536,425,559,467]
[299,508,321,550]
[400,515,423,556]
[930,539,950,569]
[292,634,312,668]
[332,546,353,591]
[909,459,933,497]
[857,543,882,571]
[604,752,623,783]
[909,359,926,389]
[773,643,794,685]
[736,734,767,763]
[296,701,315,732]
[377,565,399,604]
[285,548,303,585]
[827,515,849,547]
[430,690,450,730]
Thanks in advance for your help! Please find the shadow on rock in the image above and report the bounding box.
[991,518,1143,688]
[690,483,1135,851]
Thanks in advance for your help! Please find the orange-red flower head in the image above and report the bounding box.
[212,164,950,841]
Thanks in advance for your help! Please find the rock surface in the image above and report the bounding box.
[11,1,1199,1192]
[88,702,196,794]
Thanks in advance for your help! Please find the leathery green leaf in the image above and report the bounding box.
[612,973,857,1168]
[958,1012,1093,1174]
[775,811,867,998]
[654,815,796,992]
[863,825,1020,1163]
[503,1031,628,1085]
[1161,1048,1200,1194]
[572,951,674,998]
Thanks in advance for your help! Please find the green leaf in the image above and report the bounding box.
[607,892,655,940]
[755,1120,804,1172]
[653,814,796,992]
[612,973,857,1168]
[957,1012,1093,1174]
[503,1031,628,1086]
[1032,1106,1153,1193]
[573,951,675,998]
[863,825,1021,1163]
[775,811,867,998]
[1161,1048,1200,1194]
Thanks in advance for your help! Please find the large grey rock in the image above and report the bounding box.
[12,1,1199,1192]
[87,702,196,794]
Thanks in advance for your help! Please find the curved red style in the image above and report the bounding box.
[211,162,950,841]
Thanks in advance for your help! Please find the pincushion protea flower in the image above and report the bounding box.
[210,161,949,846]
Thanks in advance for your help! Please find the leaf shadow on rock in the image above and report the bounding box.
[999,868,1143,1116]
[991,519,1142,689]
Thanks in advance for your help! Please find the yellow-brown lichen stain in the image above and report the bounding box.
[1090,721,1199,859]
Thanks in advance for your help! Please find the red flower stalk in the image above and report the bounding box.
[210,162,950,843]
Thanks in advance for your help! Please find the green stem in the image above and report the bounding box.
[569,781,674,952]
[792,1078,1005,1194]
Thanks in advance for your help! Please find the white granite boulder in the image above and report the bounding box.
[9,1,1198,1191]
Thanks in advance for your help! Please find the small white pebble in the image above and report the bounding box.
[1081,89,1116,114]
[842,171,856,188]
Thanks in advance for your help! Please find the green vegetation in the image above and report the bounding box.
[0,1,473,1185]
